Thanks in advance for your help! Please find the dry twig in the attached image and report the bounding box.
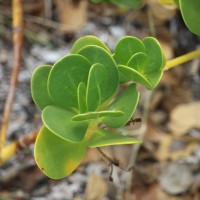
[0,0,23,149]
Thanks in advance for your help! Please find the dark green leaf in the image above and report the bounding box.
[88,129,142,148]
[77,82,87,113]
[42,106,88,142]
[180,0,200,35]
[72,110,124,121]
[48,55,91,109]
[71,35,111,54]
[79,45,119,103]
[117,37,165,89]
[86,63,107,111]
[118,65,152,89]
[103,83,140,128]
[114,36,145,65]
[31,65,54,110]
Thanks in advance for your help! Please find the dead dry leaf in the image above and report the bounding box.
[55,0,87,33]
[147,0,177,22]
[85,174,107,200]
[169,102,200,136]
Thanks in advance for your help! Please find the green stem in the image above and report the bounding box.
[84,120,98,141]
[164,49,200,71]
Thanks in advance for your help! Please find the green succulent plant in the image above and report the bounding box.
[31,35,165,179]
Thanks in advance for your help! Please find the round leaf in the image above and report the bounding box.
[142,37,165,72]
[103,83,140,128]
[88,129,142,148]
[31,65,54,110]
[48,55,91,109]
[114,36,145,65]
[42,106,88,142]
[71,35,111,54]
[116,37,165,89]
[34,126,87,179]
[78,45,119,103]
[180,0,200,36]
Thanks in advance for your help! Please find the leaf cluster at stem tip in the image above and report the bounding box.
[31,35,165,179]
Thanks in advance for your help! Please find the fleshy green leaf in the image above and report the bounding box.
[31,65,54,110]
[117,37,165,89]
[88,129,142,148]
[71,35,111,54]
[42,106,88,142]
[118,65,152,89]
[48,55,91,109]
[143,37,165,72]
[86,63,107,111]
[78,45,119,103]
[180,0,200,36]
[103,83,140,128]
[34,126,87,179]
[114,36,145,65]
[72,110,124,121]
[77,82,87,113]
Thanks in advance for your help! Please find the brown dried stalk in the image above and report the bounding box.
[0,0,23,149]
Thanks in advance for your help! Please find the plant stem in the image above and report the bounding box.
[164,49,200,71]
[0,0,23,149]
[0,130,38,166]
[84,121,98,141]
[97,147,119,166]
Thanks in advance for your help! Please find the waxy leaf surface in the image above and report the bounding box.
[114,36,145,65]
[180,0,200,36]
[31,65,53,110]
[86,63,107,111]
[48,55,91,109]
[118,65,152,89]
[88,129,142,148]
[71,35,111,54]
[103,83,139,128]
[72,110,124,121]
[34,126,87,179]
[78,45,119,103]
[77,82,87,113]
[116,37,165,89]
[42,106,88,142]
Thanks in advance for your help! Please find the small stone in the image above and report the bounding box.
[159,161,193,195]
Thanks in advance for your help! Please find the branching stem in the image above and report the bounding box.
[97,147,134,181]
